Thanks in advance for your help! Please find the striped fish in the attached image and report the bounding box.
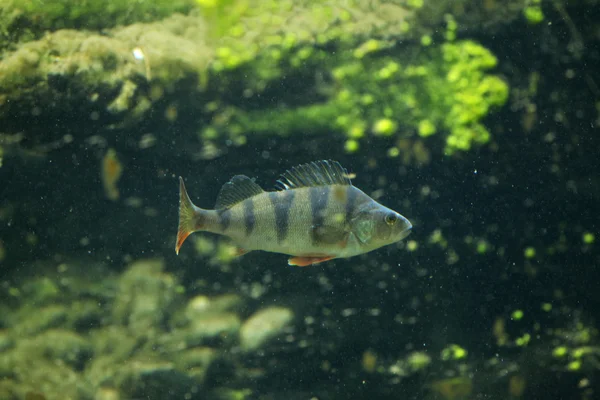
[176,160,412,266]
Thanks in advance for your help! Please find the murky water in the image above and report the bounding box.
[1,1,599,399]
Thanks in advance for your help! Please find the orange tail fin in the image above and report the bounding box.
[176,177,204,255]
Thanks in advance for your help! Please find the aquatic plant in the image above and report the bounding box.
[0,0,197,47]
[196,1,509,155]
[523,0,545,24]
[0,259,295,399]
[0,0,510,158]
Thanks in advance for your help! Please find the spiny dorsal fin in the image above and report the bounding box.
[215,175,264,210]
[276,160,351,190]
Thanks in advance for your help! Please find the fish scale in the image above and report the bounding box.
[176,160,412,266]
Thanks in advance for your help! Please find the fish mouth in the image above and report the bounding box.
[398,215,412,240]
[401,215,412,231]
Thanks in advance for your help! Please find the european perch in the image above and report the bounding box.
[176,160,412,266]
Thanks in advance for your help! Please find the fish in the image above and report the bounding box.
[176,160,412,266]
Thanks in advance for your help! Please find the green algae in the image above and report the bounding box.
[0,258,299,398]
[200,25,508,155]
[0,0,510,157]
[0,14,211,126]
[441,344,468,360]
[0,0,197,49]
[582,232,595,244]
[187,0,513,155]
[523,0,545,24]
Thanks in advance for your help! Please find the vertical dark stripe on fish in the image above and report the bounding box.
[269,191,294,243]
[345,186,358,224]
[243,198,256,236]
[218,208,231,232]
[310,186,330,244]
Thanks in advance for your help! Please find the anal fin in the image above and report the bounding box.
[288,255,335,267]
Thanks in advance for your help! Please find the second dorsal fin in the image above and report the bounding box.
[276,160,351,190]
[215,175,264,210]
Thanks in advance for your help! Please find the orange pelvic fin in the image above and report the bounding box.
[234,247,250,257]
[176,177,203,255]
[288,255,335,267]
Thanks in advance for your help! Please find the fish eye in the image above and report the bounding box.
[384,213,398,226]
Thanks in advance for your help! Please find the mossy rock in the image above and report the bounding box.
[0,14,210,131]
[0,0,510,156]
[0,0,197,49]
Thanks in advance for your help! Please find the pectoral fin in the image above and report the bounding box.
[288,255,335,267]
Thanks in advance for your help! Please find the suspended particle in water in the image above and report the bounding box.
[132,47,144,60]
[138,134,157,149]
[165,104,178,122]
[101,148,123,201]
[132,46,152,80]
[361,349,378,373]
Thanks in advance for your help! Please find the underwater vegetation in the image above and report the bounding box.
[190,0,510,155]
[0,0,513,159]
[0,0,197,47]
[1,254,599,400]
[0,259,296,399]
[207,37,508,155]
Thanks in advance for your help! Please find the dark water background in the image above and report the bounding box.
[1,2,600,400]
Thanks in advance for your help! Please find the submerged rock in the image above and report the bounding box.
[67,299,106,332]
[184,294,244,322]
[239,307,294,352]
[15,330,93,371]
[94,387,120,400]
[160,293,245,351]
[185,312,242,347]
[12,304,68,336]
[112,259,182,335]
[88,325,140,356]
[208,387,253,400]
[0,14,210,130]
[0,0,197,44]
[0,337,92,399]
[116,360,200,400]
[0,329,14,352]
[0,379,21,400]
[172,346,218,383]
